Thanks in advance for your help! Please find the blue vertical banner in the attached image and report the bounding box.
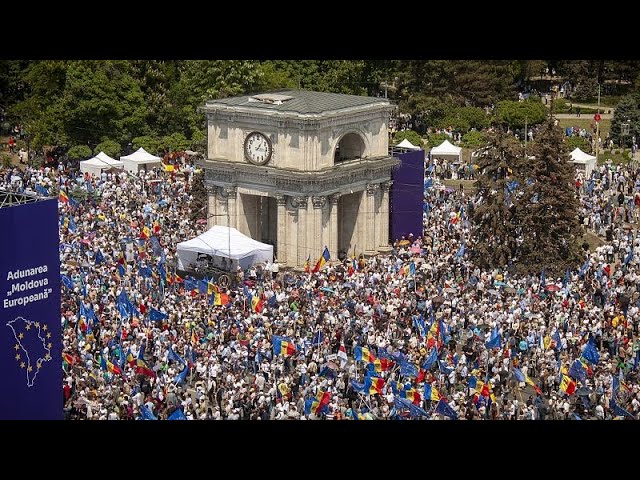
[390,149,425,243]
[0,198,62,419]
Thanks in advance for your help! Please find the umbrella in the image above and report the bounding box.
[342,282,354,289]
[398,240,410,246]
[410,246,422,254]
[545,284,561,292]
[66,259,80,266]
[488,289,499,296]
[196,218,208,225]
[432,295,445,306]
[444,287,456,294]
[504,287,516,294]
[320,287,335,294]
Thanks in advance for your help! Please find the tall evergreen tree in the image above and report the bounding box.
[471,129,522,270]
[514,118,583,276]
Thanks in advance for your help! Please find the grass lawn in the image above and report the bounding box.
[557,118,611,139]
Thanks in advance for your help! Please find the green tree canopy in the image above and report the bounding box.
[94,139,122,158]
[67,145,93,160]
[496,99,547,129]
[392,130,424,147]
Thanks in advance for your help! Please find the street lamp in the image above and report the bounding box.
[621,122,630,153]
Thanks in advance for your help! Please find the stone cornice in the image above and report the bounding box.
[203,104,393,131]
[200,156,399,197]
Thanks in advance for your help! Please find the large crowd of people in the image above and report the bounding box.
[2,149,640,421]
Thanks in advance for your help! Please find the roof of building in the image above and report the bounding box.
[205,89,390,114]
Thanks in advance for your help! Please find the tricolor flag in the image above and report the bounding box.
[364,374,385,395]
[354,346,376,363]
[58,190,69,203]
[424,383,441,402]
[251,295,264,313]
[312,246,330,273]
[304,389,331,416]
[100,355,123,376]
[304,255,311,274]
[559,374,576,395]
[272,335,297,356]
[135,358,156,377]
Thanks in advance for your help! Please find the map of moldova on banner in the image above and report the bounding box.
[0,198,62,419]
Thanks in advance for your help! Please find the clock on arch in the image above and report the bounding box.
[243,131,273,165]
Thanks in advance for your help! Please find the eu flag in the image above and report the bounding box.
[434,399,458,419]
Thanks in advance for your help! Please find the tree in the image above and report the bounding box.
[496,99,547,129]
[161,132,190,153]
[565,135,591,153]
[392,130,424,147]
[513,119,583,276]
[94,139,122,158]
[611,94,640,146]
[461,130,489,149]
[132,135,163,156]
[61,61,146,147]
[67,145,93,160]
[471,130,523,270]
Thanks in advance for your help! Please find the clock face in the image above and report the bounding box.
[244,132,272,165]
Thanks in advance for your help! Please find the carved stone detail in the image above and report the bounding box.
[366,183,380,195]
[312,195,327,209]
[381,181,393,191]
[275,194,287,206]
[329,193,341,205]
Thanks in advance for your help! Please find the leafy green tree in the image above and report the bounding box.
[168,60,263,138]
[565,136,591,153]
[61,61,146,146]
[611,94,640,146]
[514,119,583,276]
[392,130,424,147]
[67,145,93,160]
[426,133,449,148]
[132,135,163,156]
[438,106,491,132]
[496,99,547,129]
[471,130,523,270]
[461,130,489,149]
[94,139,122,158]
[161,132,190,153]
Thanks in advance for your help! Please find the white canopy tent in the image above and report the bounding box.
[395,138,421,150]
[429,139,462,162]
[120,147,163,173]
[569,147,597,178]
[176,225,274,271]
[79,151,124,176]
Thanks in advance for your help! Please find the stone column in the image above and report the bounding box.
[365,183,379,254]
[378,181,392,251]
[329,193,340,261]
[223,186,237,230]
[206,185,217,229]
[312,195,327,259]
[292,196,308,267]
[275,194,288,265]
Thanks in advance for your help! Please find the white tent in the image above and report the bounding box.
[569,147,597,178]
[120,147,163,173]
[429,139,462,162]
[79,151,124,176]
[395,138,421,150]
[176,225,274,271]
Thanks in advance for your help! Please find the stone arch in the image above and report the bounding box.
[334,131,367,164]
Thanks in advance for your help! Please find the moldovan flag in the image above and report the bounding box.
[304,255,311,274]
[251,295,264,313]
[338,342,348,368]
[100,356,123,376]
[62,352,74,366]
[135,358,156,377]
[59,190,69,203]
[312,246,330,273]
[272,335,297,357]
[354,346,376,363]
[559,375,576,395]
